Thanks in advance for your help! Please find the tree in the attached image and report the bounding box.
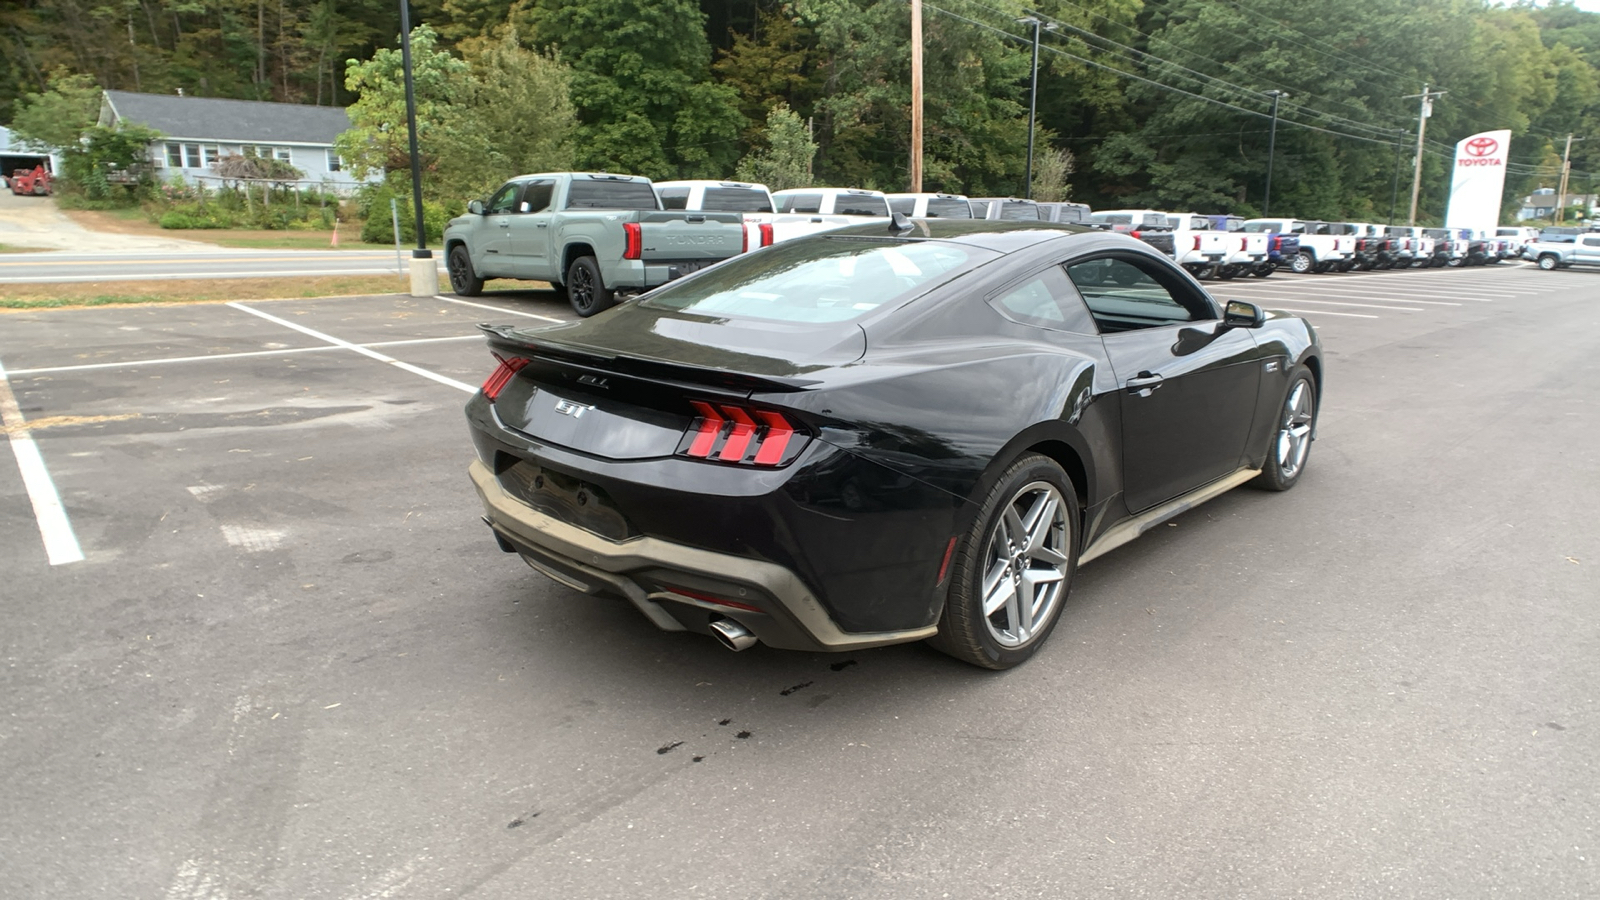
[334,25,470,183]
[9,68,103,151]
[1031,147,1075,202]
[735,102,816,190]
[453,29,576,198]
[518,0,745,179]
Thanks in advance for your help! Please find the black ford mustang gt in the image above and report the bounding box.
[465,218,1321,669]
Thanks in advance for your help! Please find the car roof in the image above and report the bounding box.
[820,217,1096,251]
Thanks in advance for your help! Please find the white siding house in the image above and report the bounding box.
[98,90,379,193]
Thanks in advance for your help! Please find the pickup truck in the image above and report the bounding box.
[1038,201,1092,224]
[1157,211,1233,278]
[1089,210,1175,256]
[970,197,1043,221]
[656,179,857,247]
[1422,228,1468,266]
[1340,223,1404,270]
[1241,218,1353,273]
[885,192,974,218]
[1523,231,1600,269]
[443,172,744,316]
[1203,214,1271,277]
[1386,226,1435,267]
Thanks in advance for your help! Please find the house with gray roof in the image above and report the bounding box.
[98,90,377,192]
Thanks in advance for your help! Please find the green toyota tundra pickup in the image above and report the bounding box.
[443,172,746,316]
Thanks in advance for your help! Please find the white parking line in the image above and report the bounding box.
[1241,296,1424,312]
[228,303,476,394]
[434,294,567,323]
[3,335,482,377]
[1257,307,1379,319]
[0,268,422,284]
[0,356,84,566]
[1229,282,1493,301]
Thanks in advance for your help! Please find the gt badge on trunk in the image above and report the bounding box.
[554,398,592,418]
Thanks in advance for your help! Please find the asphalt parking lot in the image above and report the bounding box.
[3,266,1597,898]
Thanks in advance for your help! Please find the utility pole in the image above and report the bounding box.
[1555,133,1585,224]
[1263,90,1287,217]
[1388,129,1404,226]
[1403,84,1446,226]
[1017,15,1057,199]
[910,0,922,192]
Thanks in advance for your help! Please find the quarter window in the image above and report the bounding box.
[1064,257,1203,332]
[989,267,1094,333]
[778,193,823,214]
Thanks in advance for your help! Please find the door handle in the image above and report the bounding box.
[1126,372,1164,396]
[497,221,510,228]
[536,222,548,228]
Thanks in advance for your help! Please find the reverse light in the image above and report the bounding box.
[681,402,803,467]
[482,353,529,402]
[623,222,642,260]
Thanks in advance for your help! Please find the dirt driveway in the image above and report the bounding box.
[0,188,226,253]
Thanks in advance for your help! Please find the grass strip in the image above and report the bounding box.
[0,275,408,310]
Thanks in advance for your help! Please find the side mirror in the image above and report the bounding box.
[1223,299,1266,328]
[467,199,484,215]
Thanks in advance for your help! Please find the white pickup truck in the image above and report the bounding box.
[654,180,870,249]
[1242,218,1353,273]
[885,192,974,218]
[1206,214,1272,278]
[1158,211,1236,278]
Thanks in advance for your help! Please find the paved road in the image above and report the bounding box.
[0,248,427,283]
[1,270,1596,898]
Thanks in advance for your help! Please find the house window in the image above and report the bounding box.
[273,146,292,162]
[181,143,202,168]
[203,145,221,166]
[166,142,183,167]
[325,149,342,172]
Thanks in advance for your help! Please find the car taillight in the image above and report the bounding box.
[1240,237,1248,251]
[1192,235,1201,251]
[623,222,642,260]
[682,401,802,466]
[759,223,774,247]
[482,353,529,402]
[1130,230,1142,239]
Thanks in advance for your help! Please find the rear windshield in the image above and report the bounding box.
[775,193,822,214]
[1241,222,1279,232]
[566,179,660,210]
[998,201,1040,221]
[836,194,889,217]
[704,187,773,213]
[1093,213,1132,225]
[926,198,972,218]
[640,237,993,324]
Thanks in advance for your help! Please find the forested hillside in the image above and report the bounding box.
[6,0,1600,222]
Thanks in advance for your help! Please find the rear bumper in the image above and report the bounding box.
[470,460,938,652]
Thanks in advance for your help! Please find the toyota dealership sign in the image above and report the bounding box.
[1445,129,1512,232]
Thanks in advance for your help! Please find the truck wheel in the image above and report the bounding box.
[1290,251,1314,274]
[447,245,484,297]
[566,256,615,317]
[1250,263,1275,278]
[1538,254,1559,270]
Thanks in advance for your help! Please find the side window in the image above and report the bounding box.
[522,181,554,213]
[989,267,1094,333]
[657,187,690,210]
[487,183,519,215]
[1063,257,1205,333]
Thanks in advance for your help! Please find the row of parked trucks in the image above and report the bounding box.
[439,172,1545,316]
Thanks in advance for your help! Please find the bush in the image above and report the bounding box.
[157,204,236,229]
[361,196,449,244]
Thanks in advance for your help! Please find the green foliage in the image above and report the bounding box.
[335,26,472,182]
[9,68,102,151]
[57,124,165,205]
[518,0,743,180]
[1032,147,1075,202]
[735,103,816,191]
[357,185,451,243]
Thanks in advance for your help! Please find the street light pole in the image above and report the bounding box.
[1263,90,1286,217]
[1017,15,1057,199]
[398,0,435,295]
[1403,84,1446,226]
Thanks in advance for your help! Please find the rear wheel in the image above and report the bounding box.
[447,245,483,297]
[929,454,1078,670]
[1290,251,1314,274]
[1253,370,1317,492]
[1250,263,1276,278]
[566,255,615,317]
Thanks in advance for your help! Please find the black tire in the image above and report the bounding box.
[1252,368,1318,492]
[1290,251,1314,274]
[928,454,1079,670]
[1250,263,1276,278]
[446,245,483,297]
[1538,254,1559,271]
[566,255,615,317]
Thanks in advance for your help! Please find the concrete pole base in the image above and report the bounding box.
[409,257,439,297]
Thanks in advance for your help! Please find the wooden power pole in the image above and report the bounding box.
[910,0,923,192]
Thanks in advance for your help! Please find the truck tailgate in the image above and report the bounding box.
[638,212,745,261]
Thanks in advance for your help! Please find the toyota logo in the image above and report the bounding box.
[1464,137,1499,158]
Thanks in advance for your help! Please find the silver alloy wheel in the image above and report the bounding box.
[980,481,1071,647]
[1291,252,1312,273]
[1275,380,1316,479]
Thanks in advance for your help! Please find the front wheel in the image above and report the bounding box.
[566,255,615,317]
[929,454,1079,670]
[1253,370,1317,492]
[447,245,483,297]
[1538,254,1560,271]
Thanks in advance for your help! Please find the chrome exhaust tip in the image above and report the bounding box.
[708,619,758,652]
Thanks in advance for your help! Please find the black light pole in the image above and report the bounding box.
[1017,15,1056,199]
[399,0,428,263]
[1263,89,1287,217]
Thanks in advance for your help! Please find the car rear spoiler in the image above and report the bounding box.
[477,323,821,395]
